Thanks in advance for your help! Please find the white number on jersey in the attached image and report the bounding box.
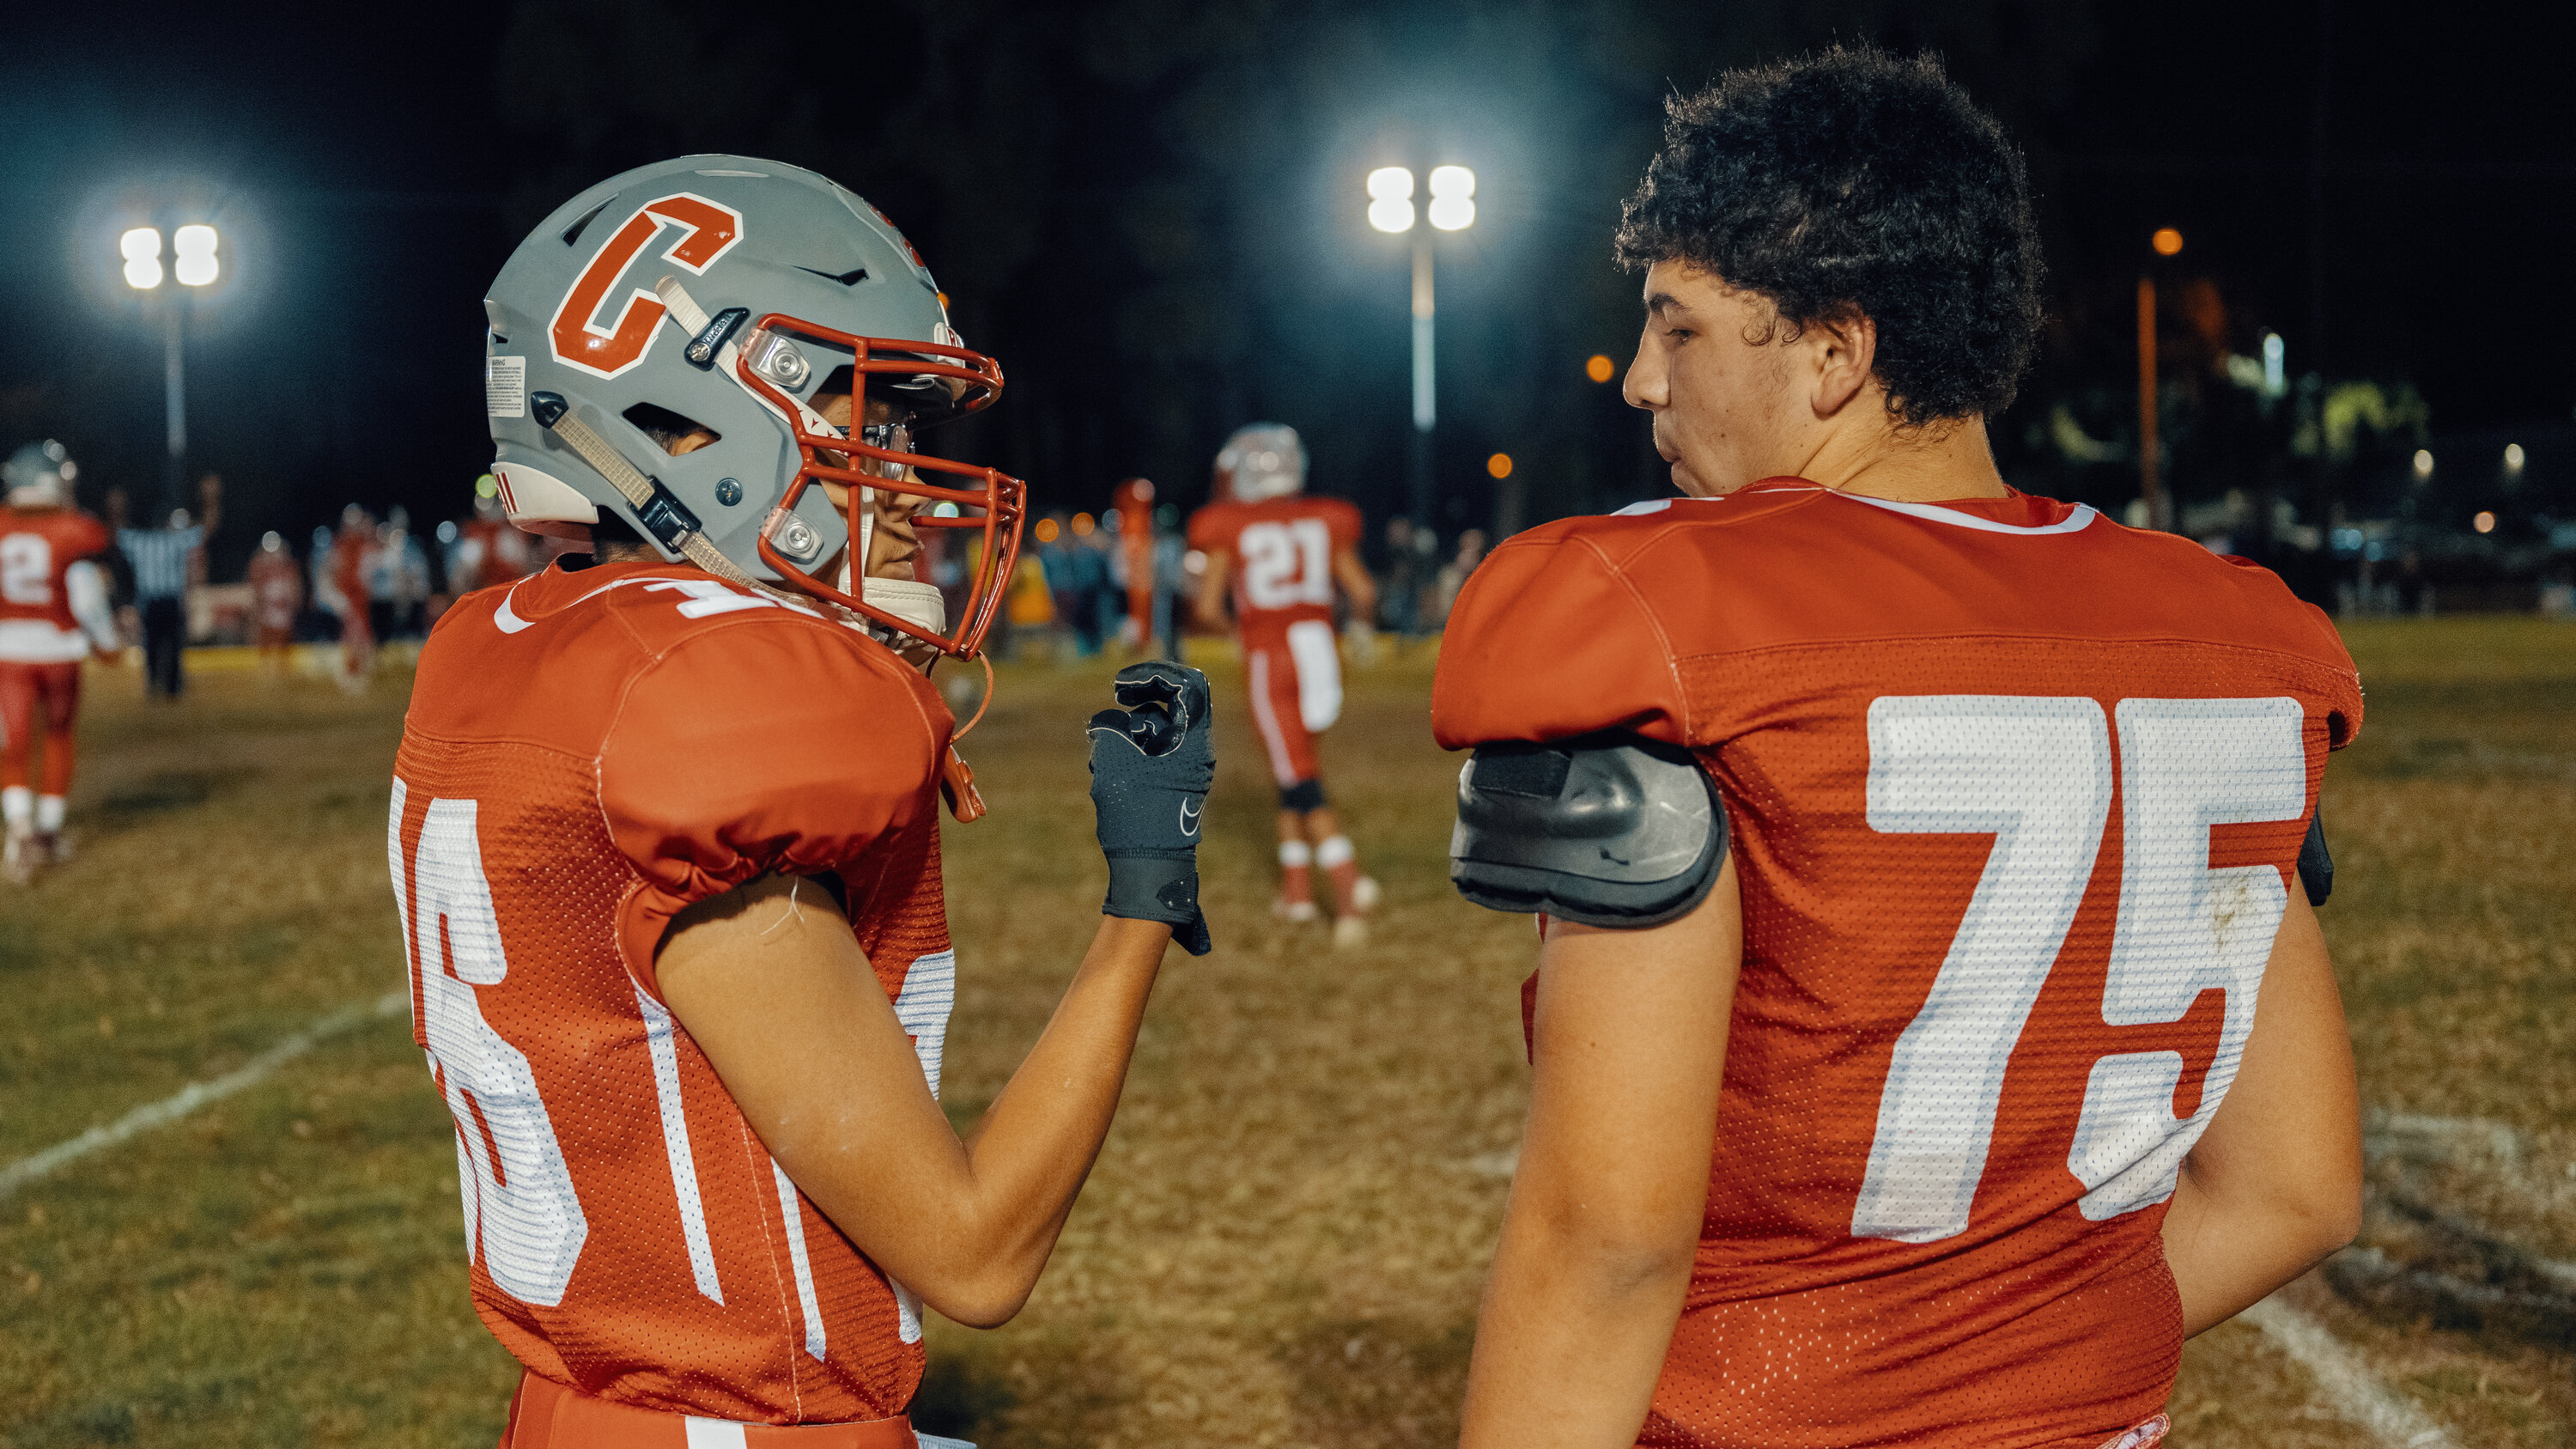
[390,777,591,1305]
[1851,695,2306,1243]
[0,533,52,606]
[1237,519,1333,611]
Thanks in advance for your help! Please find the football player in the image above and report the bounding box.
[0,440,119,884]
[1436,51,2363,1449]
[395,156,1213,1446]
[1186,424,1380,943]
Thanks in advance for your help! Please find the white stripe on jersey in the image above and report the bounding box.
[771,1159,828,1361]
[636,985,723,1304]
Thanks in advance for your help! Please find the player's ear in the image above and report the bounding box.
[1808,309,1877,420]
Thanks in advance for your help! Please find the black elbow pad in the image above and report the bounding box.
[1449,734,1727,928]
[2297,812,2332,907]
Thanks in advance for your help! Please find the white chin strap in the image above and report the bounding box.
[861,577,946,637]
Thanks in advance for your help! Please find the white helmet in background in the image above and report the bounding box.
[1217,423,1305,503]
[3,440,75,508]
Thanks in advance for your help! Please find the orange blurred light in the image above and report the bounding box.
[2150,228,2184,256]
[2473,510,2497,534]
[1584,354,1615,383]
[1486,453,1513,480]
[1034,518,1060,543]
[1071,512,1096,536]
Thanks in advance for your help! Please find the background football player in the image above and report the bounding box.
[1436,51,2363,1449]
[0,440,119,883]
[1186,423,1379,943]
[395,155,1213,1446]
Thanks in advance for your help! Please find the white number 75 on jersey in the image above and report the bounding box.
[1850,695,2306,1244]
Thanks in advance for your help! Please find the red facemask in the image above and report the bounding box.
[734,311,1028,660]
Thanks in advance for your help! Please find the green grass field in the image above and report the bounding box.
[2,618,2569,1447]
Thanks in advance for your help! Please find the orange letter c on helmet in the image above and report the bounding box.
[548,192,744,380]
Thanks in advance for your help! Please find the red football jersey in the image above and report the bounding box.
[1186,494,1362,645]
[0,508,111,659]
[392,559,958,1424]
[1433,483,2363,1449]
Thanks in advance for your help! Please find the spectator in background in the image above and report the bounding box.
[114,473,221,699]
[319,504,377,693]
[1113,479,1158,656]
[1431,527,1486,630]
[1378,516,1431,640]
[368,506,431,640]
[246,530,302,677]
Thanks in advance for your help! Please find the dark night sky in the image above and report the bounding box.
[3,0,2568,578]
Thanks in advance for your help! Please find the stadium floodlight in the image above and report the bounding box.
[1427,165,1476,231]
[2414,449,2435,478]
[2504,442,2525,474]
[2261,332,2285,398]
[1366,167,1416,233]
[121,227,164,289]
[1368,162,1484,526]
[173,224,220,287]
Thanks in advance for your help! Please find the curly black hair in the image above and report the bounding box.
[1614,47,2044,426]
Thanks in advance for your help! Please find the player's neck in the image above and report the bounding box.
[1795,413,2010,504]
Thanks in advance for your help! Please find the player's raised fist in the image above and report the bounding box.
[1086,661,1214,954]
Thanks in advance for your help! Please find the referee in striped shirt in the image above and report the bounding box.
[116,474,222,699]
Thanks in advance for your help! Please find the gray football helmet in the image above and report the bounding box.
[3,440,75,508]
[1216,423,1304,502]
[482,155,1027,657]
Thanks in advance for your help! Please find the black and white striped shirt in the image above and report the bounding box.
[118,526,204,602]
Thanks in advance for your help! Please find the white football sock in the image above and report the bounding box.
[1278,840,1314,868]
[1315,835,1355,868]
[1,787,31,831]
[36,795,66,833]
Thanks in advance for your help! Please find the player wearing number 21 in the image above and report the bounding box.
[1187,423,1382,944]
[393,157,1214,1446]
[1434,51,2362,1449]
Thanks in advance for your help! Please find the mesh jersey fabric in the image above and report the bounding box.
[1185,495,1362,648]
[0,508,111,658]
[392,559,958,1424]
[1431,482,2364,1449]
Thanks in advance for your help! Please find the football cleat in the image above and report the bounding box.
[1272,896,1319,924]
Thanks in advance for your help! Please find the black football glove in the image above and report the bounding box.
[1086,661,1214,956]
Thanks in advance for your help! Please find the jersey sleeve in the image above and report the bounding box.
[1431,528,1690,750]
[597,624,945,990]
[68,514,110,559]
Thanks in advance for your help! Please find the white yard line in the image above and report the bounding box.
[0,989,409,1202]
[2241,1297,2457,1449]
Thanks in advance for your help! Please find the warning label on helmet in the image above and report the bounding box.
[485,356,527,418]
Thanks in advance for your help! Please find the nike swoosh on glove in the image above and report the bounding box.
[1087,661,1215,955]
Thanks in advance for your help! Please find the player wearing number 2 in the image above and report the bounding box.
[0,441,118,885]
[394,157,1214,1446]
[1187,423,1381,944]
[1435,52,2363,1449]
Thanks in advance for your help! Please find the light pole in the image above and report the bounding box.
[1368,164,1475,528]
[121,222,222,512]
[2136,226,2182,533]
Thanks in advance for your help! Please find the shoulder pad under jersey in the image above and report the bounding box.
[2297,812,2332,907]
[1449,733,1727,928]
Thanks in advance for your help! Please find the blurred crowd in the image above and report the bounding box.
[27,462,1505,685]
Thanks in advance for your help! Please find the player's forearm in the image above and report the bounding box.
[933,915,1170,1323]
[2160,1161,2359,1336]
[1459,1220,1691,1448]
